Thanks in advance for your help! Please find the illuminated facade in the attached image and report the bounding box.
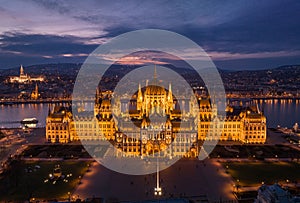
[46,106,76,143]
[9,65,44,83]
[108,74,199,158]
[46,70,267,157]
[198,101,267,144]
[31,83,39,99]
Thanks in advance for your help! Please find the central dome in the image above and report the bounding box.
[145,84,166,95]
[144,65,167,96]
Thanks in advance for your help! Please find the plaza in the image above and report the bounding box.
[74,158,236,202]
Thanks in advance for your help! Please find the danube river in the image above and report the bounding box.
[0,99,299,128]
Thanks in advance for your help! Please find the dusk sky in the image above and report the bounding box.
[0,0,300,70]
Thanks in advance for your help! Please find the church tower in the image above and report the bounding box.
[31,83,39,99]
[20,65,24,76]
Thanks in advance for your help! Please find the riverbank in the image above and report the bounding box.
[1,97,300,105]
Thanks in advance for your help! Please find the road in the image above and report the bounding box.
[0,128,45,173]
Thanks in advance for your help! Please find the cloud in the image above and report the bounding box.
[0,0,299,69]
[0,0,107,38]
[0,32,97,68]
[210,50,300,61]
[0,32,97,56]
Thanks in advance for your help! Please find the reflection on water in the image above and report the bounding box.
[257,99,300,128]
[0,103,54,128]
[0,99,299,128]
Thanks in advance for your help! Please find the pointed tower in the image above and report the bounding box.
[20,65,24,76]
[154,64,157,80]
[31,83,39,99]
[95,87,102,104]
[152,64,159,87]
[167,83,173,113]
[35,83,38,93]
[256,103,261,114]
[94,87,102,116]
[48,106,51,116]
[137,83,143,111]
[168,83,173,100]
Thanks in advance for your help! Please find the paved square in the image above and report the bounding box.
[74,159,236,202]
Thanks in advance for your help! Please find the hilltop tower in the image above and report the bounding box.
[20,65,24,76]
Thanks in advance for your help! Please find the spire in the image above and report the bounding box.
[20,65,24,75]
[168,83,173,102]
[256,103,261,114]
[138,83,143,101]
[95,87,99,103]
[168,83,172,93]
[154,64,157,80]
[35,83,38,92]
[137,83,143,111]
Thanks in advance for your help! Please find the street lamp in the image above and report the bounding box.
[154,187,162,196]
[236,179,240,194]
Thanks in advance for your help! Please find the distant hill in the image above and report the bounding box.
[0,63,82,76]
[1,63,299,78]
[273,64,300,71]
[219,64,300,72]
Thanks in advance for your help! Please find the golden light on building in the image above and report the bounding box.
[31,83,40,99]
[46,69,267,158]
[9,65,44,83]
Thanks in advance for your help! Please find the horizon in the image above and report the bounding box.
[1,62,300,72]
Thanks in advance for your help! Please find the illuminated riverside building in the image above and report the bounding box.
[46,106,76,143]
[30,83,39,99]
[73,97,116,141]
[9,65,44,83]
[198,101,267,144]
[46,71,267,157]
[108,74,199,158]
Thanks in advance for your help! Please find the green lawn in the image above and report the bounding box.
[22,144,109,159]
[0,160,91,201]
[224,161,300,187]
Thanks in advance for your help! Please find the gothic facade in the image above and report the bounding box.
[46,75,267,158]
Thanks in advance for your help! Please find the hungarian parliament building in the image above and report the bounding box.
[46,75,267,158]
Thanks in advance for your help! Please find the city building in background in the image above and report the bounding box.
[9,65,44,83]
[30,83,40,100]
